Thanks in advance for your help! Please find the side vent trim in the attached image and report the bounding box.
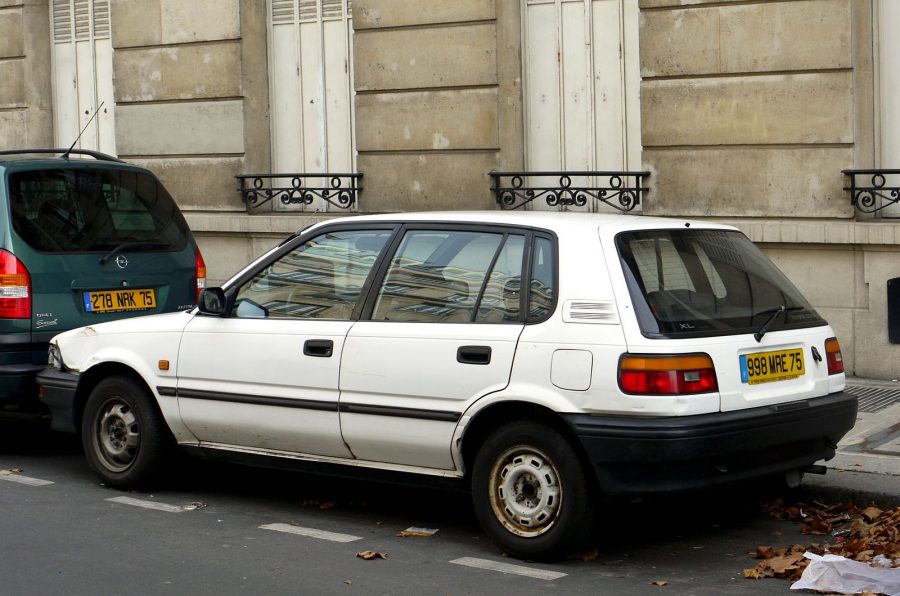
[563,300,619,324]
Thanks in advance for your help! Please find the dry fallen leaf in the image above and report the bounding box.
[755,546,775,560]
[342,579,352,585]
[396,527,439,538]
[862,506,883,523]
[356,550,388,560]
[749,499,900,583]
[650,580,669,586]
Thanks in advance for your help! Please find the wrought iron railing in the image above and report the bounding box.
[843,169,900,214]
[489,171,649,212]
[236,173,363,211]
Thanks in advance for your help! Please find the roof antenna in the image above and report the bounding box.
[61,101,104,160]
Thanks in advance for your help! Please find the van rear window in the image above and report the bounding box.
[8,168,189,253]
[616,229,825,338]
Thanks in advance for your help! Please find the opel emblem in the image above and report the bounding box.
[115,255,128,269]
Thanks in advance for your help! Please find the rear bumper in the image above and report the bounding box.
[563,391,858,495]
[0,362,46,406]
[36,368,79,433]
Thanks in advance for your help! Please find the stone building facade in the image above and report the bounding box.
[2,0,899,378]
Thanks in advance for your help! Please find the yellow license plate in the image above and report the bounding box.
[83,289,156,313]
[740,348,805,385]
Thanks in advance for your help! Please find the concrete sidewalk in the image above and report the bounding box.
[801,376,900,505]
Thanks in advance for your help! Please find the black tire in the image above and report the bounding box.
[81,376,170,489]
[471,420,594,561]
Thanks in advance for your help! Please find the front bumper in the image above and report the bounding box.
[36,368,80,433]
[563,391,858,495]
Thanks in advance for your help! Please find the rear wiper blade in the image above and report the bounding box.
[98,241,171,265]
[752,305,804,342]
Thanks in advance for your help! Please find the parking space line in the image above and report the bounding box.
[0,474,54,487]
[259,523,361,543]
[106,496,186,513]
[449,557,567,581]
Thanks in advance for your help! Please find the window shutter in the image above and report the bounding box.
[298,0,317,23]
[74,0,90,41]
[93,0,110,39]
[321,0,342,19]
[52,0,72,43]
[271,0,294,24]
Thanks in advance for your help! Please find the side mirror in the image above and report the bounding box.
[197,287,226,315]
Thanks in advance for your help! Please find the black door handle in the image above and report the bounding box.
[303,339,334,357]
[457,345,491,365]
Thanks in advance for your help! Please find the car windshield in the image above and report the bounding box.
[616,229,825,338]
[8,168,189,253]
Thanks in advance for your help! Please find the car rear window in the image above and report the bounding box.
[617,229,826,338]
[8,168,189,253]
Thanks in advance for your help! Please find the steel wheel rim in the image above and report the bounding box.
[94,398,140,472]
[487,445,563,538]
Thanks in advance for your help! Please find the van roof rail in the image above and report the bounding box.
[0,148,124,163]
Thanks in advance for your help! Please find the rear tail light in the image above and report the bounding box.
[0,250,31,319]
[619,353,718,395]
[824,337,844,375]
[194,250,207,303]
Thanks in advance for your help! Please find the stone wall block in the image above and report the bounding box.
[354,24,497,91]
[357,152,498,211]
[130,157,245,211]
[641,0,850,76]
[761,247,858,308]
[0,10,23,57]
[0,111,26,148]
[115,42,241,102]
[643,147,853,218]
[852,250,900,378]
[111,0,162,47]
[112,0,239,48]
[116,101,244,155]
[356,89,498,151]
[0,58,24,107]
[354,0,494,29]
[642,72,852,146]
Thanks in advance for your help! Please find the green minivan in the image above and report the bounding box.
[0,149,204,412]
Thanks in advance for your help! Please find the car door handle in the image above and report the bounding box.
[303,339,334,358]
[457,345,491,365]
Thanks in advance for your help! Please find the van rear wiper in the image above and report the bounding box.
[752,305,803,342]
[98,241,171,265]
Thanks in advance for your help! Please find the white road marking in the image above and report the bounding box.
[106,496,186,513]
[259,523,361,543]
[449,557,567,581]
[0,474,54,487]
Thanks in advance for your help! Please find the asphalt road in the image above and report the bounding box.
[1,418,894,596]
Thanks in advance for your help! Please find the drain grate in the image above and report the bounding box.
[845,384,900,413]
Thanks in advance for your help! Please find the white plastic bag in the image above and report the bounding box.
[790,552,900,596]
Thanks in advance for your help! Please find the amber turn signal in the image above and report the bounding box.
[824,337,844,375]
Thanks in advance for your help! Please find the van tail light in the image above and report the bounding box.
[194,250,207,303]
[619,353,718,395]
[824,337,844,375]
[0,250,31,319]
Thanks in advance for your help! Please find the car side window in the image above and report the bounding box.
[233,229,392,319]
[475,235,526,322]
[528,236,556,321]
[372,230,506,323]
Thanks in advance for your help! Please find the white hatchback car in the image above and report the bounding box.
[38,212,856,560]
